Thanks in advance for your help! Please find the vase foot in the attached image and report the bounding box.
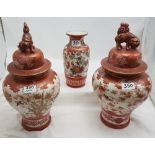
[66,83,85,88]
[100,110,130,129]
[65,75,86,88]
[22,114,51,131]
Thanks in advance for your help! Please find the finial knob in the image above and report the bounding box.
[18,22,35,53]
[23,22,29,33]
[115,23,140,50]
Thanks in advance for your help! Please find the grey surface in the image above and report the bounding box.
[141,18,155,104]
[0,19,6,80]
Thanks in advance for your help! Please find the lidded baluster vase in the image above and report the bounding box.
[3,23,60,131]
[92,23,152,129]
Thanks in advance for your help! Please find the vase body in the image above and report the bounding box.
[3,69,60,131]
[63,32,90,87]
[92,67,151,129]
[2,23,60,131]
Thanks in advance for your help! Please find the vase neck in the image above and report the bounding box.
[68,36,85,46]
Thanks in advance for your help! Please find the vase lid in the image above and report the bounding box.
[7,22,51,77]
[101,23,147,75]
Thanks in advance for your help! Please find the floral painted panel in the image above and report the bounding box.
[3,74,60,118]
[64,49,90,77]
[92,68,152,116]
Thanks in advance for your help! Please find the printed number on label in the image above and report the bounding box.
[23,85,37,94]
[71,40,81,46]
[122,83,135,90]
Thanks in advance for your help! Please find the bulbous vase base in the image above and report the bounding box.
[100,110,130,129]
[22,114,51,131]
[65,75,86,88]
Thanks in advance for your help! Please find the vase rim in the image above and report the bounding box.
[66,31,88,36]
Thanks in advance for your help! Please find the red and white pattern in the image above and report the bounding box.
[63,48,90,77]
[92,67,152,128]
[63,45,90,87]
[3,73,60,131]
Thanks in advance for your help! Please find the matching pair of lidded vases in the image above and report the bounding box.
[2,22,152,131]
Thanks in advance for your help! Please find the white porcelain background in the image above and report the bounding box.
[3,73,60,118]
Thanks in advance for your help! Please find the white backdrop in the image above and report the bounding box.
[141,18,155,104]
[0,20,6,80]
[2,17,146,60]
[0,17,155,138]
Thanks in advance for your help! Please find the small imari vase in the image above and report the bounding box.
[63,31,90,88]
[92,23,152,129]
[3,23,60,131]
